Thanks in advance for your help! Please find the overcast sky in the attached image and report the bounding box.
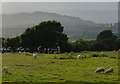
[2,2,118,24]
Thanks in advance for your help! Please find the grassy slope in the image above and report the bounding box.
[2,51,119,82]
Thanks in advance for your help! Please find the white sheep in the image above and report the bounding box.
[3,67,8,73]
[95,67,104,73]
[33,54,37,59]
[100,52,103,54]
[19,51,21,53]
[104,67,113,74]
[77,55,81,59]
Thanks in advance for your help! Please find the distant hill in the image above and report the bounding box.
[2,12,118,41]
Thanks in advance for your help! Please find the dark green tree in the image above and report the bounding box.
[96,30,118,51]
[97,30,117,40]
[6,36,21,52]
[1,37,7,49]
[21,27,38,52]
[70,39,89,52]
[21,20,68,53]
[91,40,106,51]
[117,38,120,49]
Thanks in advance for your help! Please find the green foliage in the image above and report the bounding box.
[21,20,68,52]
[68,30,119,52]
[96,30,118,51]
[70,39,90,52]
[97,30,117,40]
[3,36,21,52]
[91,54,100,57]
[89,51,118,59]
[91,54,108,57]
[2,26,120,53]
[54,52,75,59]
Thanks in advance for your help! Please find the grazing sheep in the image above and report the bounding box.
[77,55,81,59]
[100,52,103,54]
[83,51,87,54]
[95,67,104,73]
[33,54,37,59]
[104,67,113,74]
[19,51,21,53]
[3,67,8,73]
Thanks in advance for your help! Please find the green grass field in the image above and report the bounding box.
[2,51,119,83]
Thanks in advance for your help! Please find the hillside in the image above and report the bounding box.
[2,12,118,41]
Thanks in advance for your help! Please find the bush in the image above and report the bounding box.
[100,54,108,57]
[54,56,58,59]
[54,52,75,59]
[91,54,109,57]
[92,54,100,57]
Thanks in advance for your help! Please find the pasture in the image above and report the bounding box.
[2,51,119,83]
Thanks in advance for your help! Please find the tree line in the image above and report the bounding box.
[1,20,120,53]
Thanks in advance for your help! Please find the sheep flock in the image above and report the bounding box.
[95,67,114,74]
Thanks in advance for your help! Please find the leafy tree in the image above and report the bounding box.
[117,38,120,49]
[21,27,38,52]
[21,20,68,53]
[91,40,106,51]
[1,37,7,49]
[96,30,118,51]
[6,36,21,52]
[97,30,117,40]
[70,39,89,52]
